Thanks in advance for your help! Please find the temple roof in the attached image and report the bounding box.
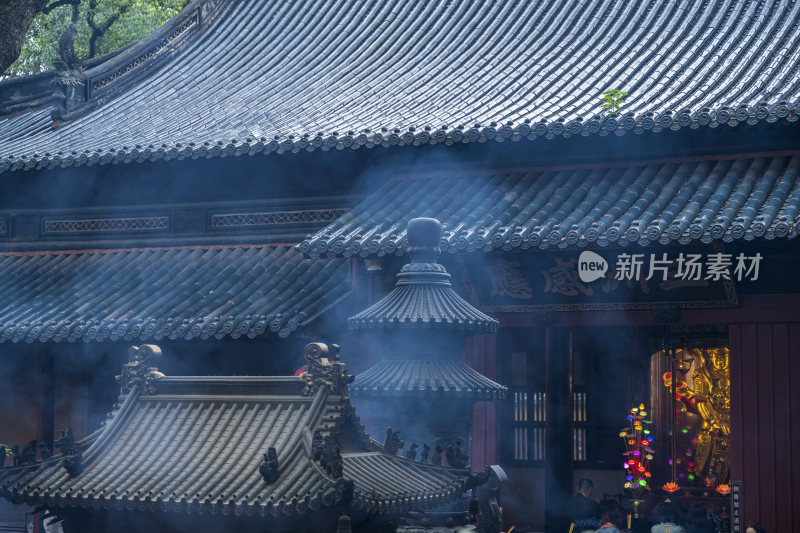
[0,344,476,517]
[301,154,800,257]
[0,244,350,343]
[2,0,800,174]
[350,360,507,400]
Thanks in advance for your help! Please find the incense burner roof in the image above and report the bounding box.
[350,360,507,400]
[347,218,498,332]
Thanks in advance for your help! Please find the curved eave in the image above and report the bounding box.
[3,0,800,174]
[350,360,507,400]
[0,383,348,517]
[347,282,498,333]
[304,154,800,257]
[0,245,351,344]
[1,113,798,176]
[344,453,470,515]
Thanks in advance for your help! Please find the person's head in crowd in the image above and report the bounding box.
[745,523,766,533]
[598,499,625,527]
[653,499,683,524]
[686,503,710,522]
[685,503,716,533]
[578,478,594,498]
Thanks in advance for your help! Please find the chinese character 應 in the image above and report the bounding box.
[484,259,534,299]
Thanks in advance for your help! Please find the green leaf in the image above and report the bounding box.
[4,0,189,78]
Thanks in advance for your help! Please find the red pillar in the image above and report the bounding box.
[729,323,800,532]
[34,350,56,533]
[468,333,498,470]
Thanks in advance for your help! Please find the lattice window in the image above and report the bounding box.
[512,390,546,462]
[210,208,348,228]
[573,390,588,462]
[506,350,546,465]
[43,216,169,234]
[513,391,528,460]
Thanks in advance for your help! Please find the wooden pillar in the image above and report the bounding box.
[729,323,800,533]
[544,327,573,533]
[485,333,498,466]
[36,350,55,457]
[34,350,56,533]
[468,333,499,470]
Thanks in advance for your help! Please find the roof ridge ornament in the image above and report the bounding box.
[382,428,404,455]
[116,344,165,395]
[54,427,83,477]
[259,447,279,484]
[299,342,354,396]
[311,429,344,479]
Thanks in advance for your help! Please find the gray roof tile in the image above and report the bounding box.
[1,0,800,173]
[0,245,350,343]
[301,155,800,257]
[0,366,472,516]
[350,360,506,400]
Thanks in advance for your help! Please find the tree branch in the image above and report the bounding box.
[86,0,130,58]
[41,0,80,16]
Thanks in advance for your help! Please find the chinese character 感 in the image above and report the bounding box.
[543,257,594,296]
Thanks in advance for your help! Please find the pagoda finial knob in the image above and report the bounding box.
[407,217,442,263]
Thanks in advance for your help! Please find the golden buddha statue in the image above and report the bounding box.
[663,347,730,483]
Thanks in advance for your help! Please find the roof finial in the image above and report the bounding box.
[406,217,442,263]
[116,344,164,394]
[54,427,83,477]
[299,342,353,396]
[336,514,352,533]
